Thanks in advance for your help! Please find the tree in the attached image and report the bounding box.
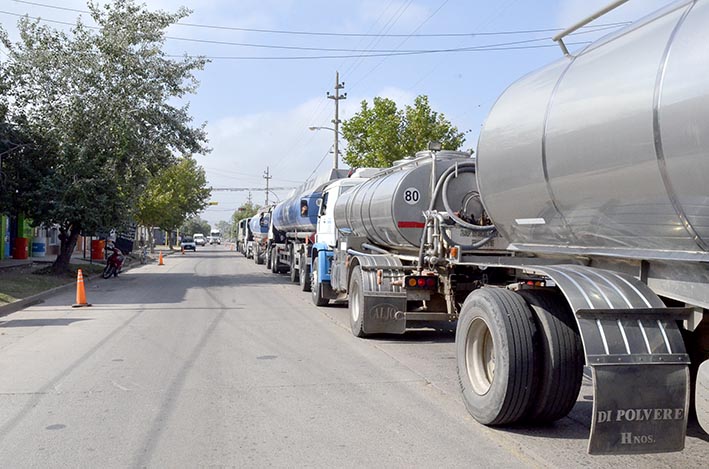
[180,216,210,238]
[135,156,211,249]
[214,220,232,239]
[341,95,466,168]
[0,1,208,272]
[232,202,259,222]
[230,202,259,240]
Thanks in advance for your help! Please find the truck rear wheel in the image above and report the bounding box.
[290,246,299,283]
[255,244,263,265]
[517,289,584,423]
[311,258,329,307]
[299,252,311,292]
[456,287,537,425]
[349,266,367,337]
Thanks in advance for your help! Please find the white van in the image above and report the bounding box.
[193,233,206,246]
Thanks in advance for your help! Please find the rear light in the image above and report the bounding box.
[405,275,438,290]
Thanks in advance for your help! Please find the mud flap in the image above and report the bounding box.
[590,363,688,454]
[529,265,691,454]
[363,292,406,334]
[352,253,407,334]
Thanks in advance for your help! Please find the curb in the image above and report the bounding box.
[0,281,78,318]
[0,252,177,318]
[0,250,181,318]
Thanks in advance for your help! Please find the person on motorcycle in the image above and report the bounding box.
[105,241,124,277]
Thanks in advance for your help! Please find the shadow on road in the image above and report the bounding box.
[0,318,92,328]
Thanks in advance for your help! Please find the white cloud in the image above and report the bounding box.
[197,85,420,224]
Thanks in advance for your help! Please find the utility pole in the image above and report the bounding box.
[327,71,346,170]
[263,167,272,205]
[246,190,253,206]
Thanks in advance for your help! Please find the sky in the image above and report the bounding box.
[0,0,670,227]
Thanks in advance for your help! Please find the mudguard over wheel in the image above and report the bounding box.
[310,258,329,307]
[299,252,311,292]
[289,246,299,283]
[516,289,584,423]
[456,287,537,425]
[349,266,367,337]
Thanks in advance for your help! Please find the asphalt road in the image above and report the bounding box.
[0,247,706,468]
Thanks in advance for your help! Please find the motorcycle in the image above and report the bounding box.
[102,244,125,279]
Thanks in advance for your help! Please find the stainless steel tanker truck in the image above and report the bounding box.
[264,169,350,284]
[248,207,271,264]
[309,0,709,455]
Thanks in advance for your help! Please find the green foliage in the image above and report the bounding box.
[180,215,210,237]
[232,202,259,222]
[341,95,466,168]
[214,220,232,238]
[0,0,209,270]
[135,156,211,232]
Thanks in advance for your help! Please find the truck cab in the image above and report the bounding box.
[310,169,379,304]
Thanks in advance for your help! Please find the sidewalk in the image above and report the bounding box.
[0,247,179,317]
[0,245,178,271]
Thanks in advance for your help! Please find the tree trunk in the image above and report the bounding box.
[52,224,81,274]
[167,229,173,249]
[148,228,155,254]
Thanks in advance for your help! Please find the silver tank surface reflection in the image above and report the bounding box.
[477,0,709,261]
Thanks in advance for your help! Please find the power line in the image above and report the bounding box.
[163,41,593,61]
[0,9,610,57]
[8,0,630,38]
[349,0,450,92]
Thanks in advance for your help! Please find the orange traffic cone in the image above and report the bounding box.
[182,246,185,255]
[72,269,91,308]
[158,251,164,265]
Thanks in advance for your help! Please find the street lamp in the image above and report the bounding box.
[308,126,343,136]
[308,126,343,169]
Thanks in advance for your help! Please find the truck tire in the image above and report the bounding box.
[289,246,299,283]
[266,246,273,271]
[456,287,537,425]
[517,289,584,423]
[299,252,311,292]
[311,258,329,307]
[349,266,367,337]
[255,244,264,265]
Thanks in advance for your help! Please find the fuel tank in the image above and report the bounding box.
[271,190,321,233]
[249,208,270,241]
[476,0,709,261]
[272,168,350,234]
[334,151,477,251]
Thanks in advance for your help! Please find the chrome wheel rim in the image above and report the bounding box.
[465,317,495,395]
[351,281,361,323]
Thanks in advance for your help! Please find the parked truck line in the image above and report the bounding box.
[243,0,709,455]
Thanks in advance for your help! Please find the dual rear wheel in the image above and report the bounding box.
[456,287,584,425]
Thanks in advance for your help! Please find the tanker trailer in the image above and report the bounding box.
[324,149,487,314]
[248,207,271,265]
[325,1,708,454]
[266,168,349,281]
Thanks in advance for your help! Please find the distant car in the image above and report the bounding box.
[182,236,196,251]
[193,233,206,246]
